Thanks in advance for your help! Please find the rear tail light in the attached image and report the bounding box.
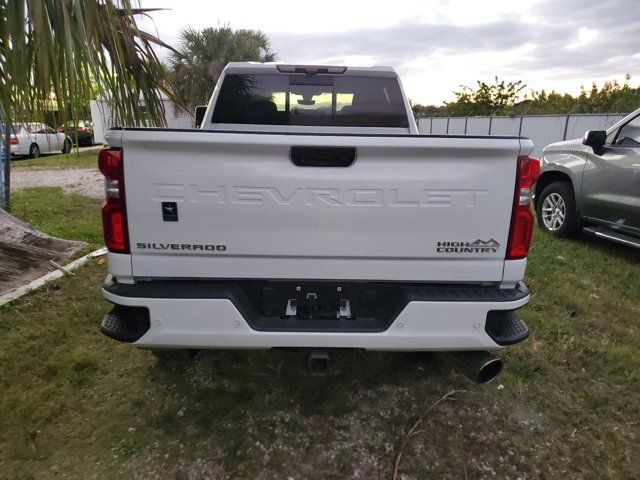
[10,136,18,145]
[506,156,540,260]
[99,148,129,253]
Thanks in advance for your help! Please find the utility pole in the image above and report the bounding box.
[0,107,5,210]
[0,112,3,209]
[0,106,9,211]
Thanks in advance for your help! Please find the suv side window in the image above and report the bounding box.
[613,115,640,147]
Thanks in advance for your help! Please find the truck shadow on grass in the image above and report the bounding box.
[136,349,473,476]
[149,349,455,417]
[577,233,640,263]
[531,219,640,265]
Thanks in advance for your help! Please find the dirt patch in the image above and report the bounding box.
[0,208,86,295]
[11,168,103,198]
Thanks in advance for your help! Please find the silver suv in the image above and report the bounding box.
[535,107,640,248]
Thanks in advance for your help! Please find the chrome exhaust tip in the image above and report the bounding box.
[439,351,503,384]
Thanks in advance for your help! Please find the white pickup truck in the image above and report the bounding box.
[99,63,539,383]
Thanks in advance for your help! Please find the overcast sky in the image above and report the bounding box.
[139,0,640,104]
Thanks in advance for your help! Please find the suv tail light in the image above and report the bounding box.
[99,148,129,253]
[10,136,18,145]
[506,156,540,260]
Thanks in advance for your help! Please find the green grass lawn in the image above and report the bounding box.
[0,192,639,478]
[11,147,100,170]
[10,187,103,253]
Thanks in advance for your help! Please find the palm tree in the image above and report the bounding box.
[168,26,277,110]
[0,0,182,209]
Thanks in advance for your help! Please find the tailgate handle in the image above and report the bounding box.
[290,146,356,167]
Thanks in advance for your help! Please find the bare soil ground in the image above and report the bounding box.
[0,208,86,295]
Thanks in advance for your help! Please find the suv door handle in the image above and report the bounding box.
[290,146,356,167]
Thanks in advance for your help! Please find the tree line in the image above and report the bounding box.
[411,75,640,117]
[164,26,640,118]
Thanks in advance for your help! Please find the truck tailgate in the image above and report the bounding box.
[114,129,532,282]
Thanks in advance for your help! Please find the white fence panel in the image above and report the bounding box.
[92,104,629,157]
[520,116,567,157]
[90,99,192,145]
[447,117,466,134]
[430,118,449,135]
[164,102,193,130]
[466,117,491,135]
[566,114,625,141]
[417,117,431,134]
[89,101,108,145]
[417,113,630,158]
[490,117,521,136]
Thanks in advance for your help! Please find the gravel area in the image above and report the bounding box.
[11,168,103,198]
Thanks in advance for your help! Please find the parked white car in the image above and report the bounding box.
[10,122,72,158]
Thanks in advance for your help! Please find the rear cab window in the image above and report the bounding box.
[212,73,409,128]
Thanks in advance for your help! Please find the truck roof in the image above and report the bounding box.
[223,62,399,78]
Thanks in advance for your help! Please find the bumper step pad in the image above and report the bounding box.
[100,305,150,343]
[485,310,529,346]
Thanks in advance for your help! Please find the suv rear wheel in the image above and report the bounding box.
[536,181,581,237]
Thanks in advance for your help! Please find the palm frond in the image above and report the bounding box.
[167,26,278,110]
[0,0,185,129]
